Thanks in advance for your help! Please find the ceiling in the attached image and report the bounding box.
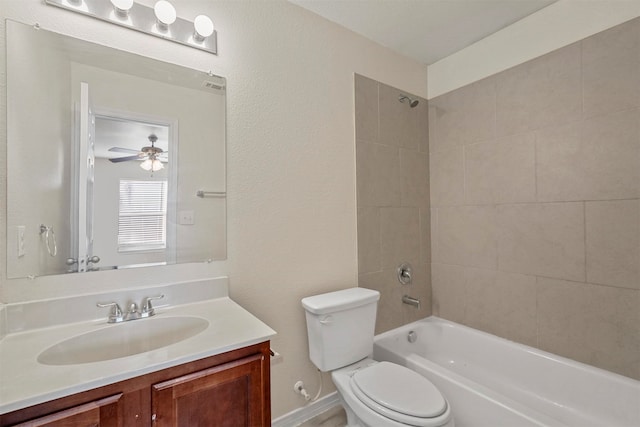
[95,116,169,161]
[290,0,557,65]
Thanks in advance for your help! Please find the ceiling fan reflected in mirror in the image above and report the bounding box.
[108,134,167,172]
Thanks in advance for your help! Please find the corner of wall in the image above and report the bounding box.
[427,0,640,98]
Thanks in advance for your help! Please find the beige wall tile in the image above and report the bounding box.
[401,263,433,324]
[465,133,536,205]
[379,83,422,150]
[428,103,438,153]
[437,205,497,269]
[427,19,639,380]
[359,269,407,334]
[498,202,585,281]
[537,278,640,380]
[355,75,429,333]
[431,208,439,263]
[355,74,379,144]
[586,199,640,289]
[380,207,421,270]
[496,43,582,137]
[359,263,432,335]
[429,77,496,153]
[465,268,537,347]
[582,19,640,118]
[420,208,431,265]
[356,141,400,207]
[537,109,640,202]
[419,100,430,153]
[430,147,464,207]
[357,208,381,275]
[400,149,429,210]
[432,263,466,323]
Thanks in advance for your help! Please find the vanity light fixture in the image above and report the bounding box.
[62,0,89,12]
[153,0,176,32]
[110,0,133,18]
[193,14,215,43]
[45,0,217,54]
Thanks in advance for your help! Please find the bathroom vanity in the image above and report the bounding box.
[0,16,272,427]
[1,342,270,426]
[0,278,276,426]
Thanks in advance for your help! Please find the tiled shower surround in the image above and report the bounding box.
[356,17,639,380]
[429,18,639,380]
[355,75,431,334]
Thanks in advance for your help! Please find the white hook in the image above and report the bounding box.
[39,224,58,257]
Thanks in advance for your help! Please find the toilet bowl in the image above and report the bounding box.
[302,288,454,427]
[332,358,454,427]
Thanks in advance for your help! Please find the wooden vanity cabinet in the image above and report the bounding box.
[1,342,271,427]
[12,394,123,427]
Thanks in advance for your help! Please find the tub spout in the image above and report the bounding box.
[402,295,420,309]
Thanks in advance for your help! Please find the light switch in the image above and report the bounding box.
[179,211,195,225]
[17,225,26,257]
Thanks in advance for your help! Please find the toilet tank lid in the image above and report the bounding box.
[302,288,380,315]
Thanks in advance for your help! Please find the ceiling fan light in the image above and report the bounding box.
[151,159,164,172]
[140,158,153,171]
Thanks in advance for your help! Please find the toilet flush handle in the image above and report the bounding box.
[319,315,333,325]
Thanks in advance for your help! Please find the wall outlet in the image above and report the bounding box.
[17,226,26,257]
[178,210,195,225]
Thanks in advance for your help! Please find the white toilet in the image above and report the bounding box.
[302,287,454,427]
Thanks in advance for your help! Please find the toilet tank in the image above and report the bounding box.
[302,288,380,371]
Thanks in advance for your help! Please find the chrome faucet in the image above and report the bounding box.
[141,295,165,318]
[96,302,124,323]
[402,295,420,309]
[124,302,141,321]
[97,294,164,323]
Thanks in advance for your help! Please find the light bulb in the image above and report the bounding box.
[193,15,214,42]
[154,0,176,31]
[140,158,153,171]
[151,159,164,172]
[110,0,133,17]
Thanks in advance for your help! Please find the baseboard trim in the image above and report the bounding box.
[272,391,341,427]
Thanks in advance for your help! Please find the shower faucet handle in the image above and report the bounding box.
[397,263,413,285]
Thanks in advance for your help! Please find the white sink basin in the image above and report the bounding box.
[37,316,209,365]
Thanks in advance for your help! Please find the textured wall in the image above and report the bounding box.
[354,74,431,334]
[0,0,428,418]
[429,18,639,380]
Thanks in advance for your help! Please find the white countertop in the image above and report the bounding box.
[0,296,276,414]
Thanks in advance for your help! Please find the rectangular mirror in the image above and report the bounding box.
[5,20,226,279]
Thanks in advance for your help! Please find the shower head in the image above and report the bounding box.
[399,95,419,108]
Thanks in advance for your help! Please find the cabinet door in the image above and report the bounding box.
[152,353,267,427]
[14,394,123,427]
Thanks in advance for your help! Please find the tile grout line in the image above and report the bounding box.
[583,201,588,284]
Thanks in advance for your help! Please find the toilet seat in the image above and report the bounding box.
[349,361,448,427]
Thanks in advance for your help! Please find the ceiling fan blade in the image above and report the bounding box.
[109,155,143,163]
[108,147,140,154]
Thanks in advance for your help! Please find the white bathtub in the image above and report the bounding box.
[373,317,640,427]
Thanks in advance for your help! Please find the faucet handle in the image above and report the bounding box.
[97,302,124,323]
[141,294,165,317]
